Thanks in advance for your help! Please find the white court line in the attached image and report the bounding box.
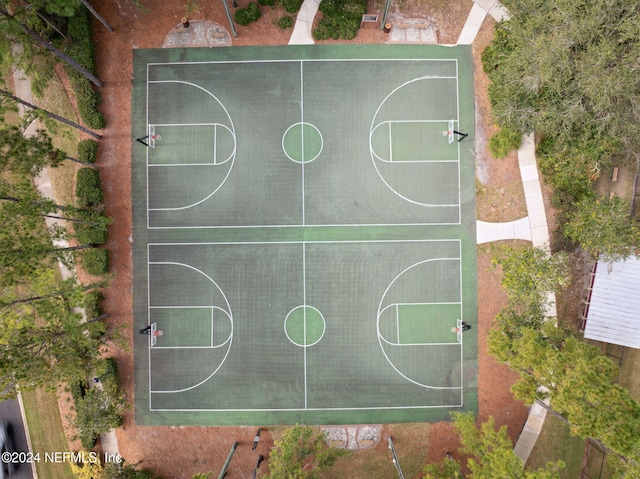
[149,402,462,412]
[147,215,463,229]
[147,58,460,66]
[149,238,462,246]
[302,242,308,408]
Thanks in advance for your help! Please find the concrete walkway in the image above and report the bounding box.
[11,54,121,460]
[289,0,320,44]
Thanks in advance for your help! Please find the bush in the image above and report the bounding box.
[259,0,276,7]
[488,126,522,158]
[281,0,303,13]
[64,9,106,129]
[75,167,103,208]
[78,139,98,164]
[73,387,126,449]
[75,223,108,245]
[83,290,104,320]
[247,2,261,21]
[313,0,364,39]
[278,15,294,29]
[81,249,109,275]
[235,2,261,25]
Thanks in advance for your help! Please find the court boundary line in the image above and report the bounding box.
[146,239,465,410]
[145,59,462,227]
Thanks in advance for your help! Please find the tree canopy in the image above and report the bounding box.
[422,412,564,479]
[265,425,350,479]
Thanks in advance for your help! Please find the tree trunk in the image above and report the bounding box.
[0,89,102,140]
[80,0,114,33]
[65,155,99,168]
[0,8,104,88]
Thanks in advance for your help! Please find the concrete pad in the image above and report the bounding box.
[520,163,539,182]
[477,217,531,244]
[473,0,498,11]
[457,3,487,45]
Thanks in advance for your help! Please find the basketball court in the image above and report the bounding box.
[131,45,478,425]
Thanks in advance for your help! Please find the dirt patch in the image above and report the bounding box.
[63,1,532,476]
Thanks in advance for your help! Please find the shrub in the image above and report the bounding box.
[278,15,294,29]
[235,2,261,25]
[488,126,522,158]
[83,290,104,320]
[259,0,276,7]
[75,223,108,245]
[235,7,252,25]
[75,167,103,208]
[64,9,106,129]
[247,2,261,21]
[313,0,364,39]
[78,139,98,164]
[81,249,110,275]
[281,0,303,13]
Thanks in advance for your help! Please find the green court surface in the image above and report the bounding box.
[132,45,478,426]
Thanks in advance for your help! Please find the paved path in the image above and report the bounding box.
[11,51,121,461]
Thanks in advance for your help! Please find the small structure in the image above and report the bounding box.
[582,256,640,348]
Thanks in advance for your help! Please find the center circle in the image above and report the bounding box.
[284,305,326,348]
[282,122,323,163]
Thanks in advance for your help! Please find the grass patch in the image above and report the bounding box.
[619,347,640,401]
[32,59,80,207]
[21,389,75,479]
[525,414,583,479]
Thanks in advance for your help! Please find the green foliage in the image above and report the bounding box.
[75,223,108,245]
[83,290,104,320]
[75,167,103,208]
[81,248,109,275]
[281,0,303,13]
[563,196,640,261]
[72,385,126,448]
[422,412,564,479]
[63,9,106,129]
[494,247,569,308]
[258,0,276,7]
[278,15,294,29]
[0,275,111,399]
[0,126,65,175]
[235,2,262,26]
[78,139,99,164]
[313,0,365,39]
[265,425,350,479]
[483,0,640,219]
[102,461,157,479]
[488,125,522,158]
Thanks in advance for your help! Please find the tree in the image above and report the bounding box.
[564,196,640,261]
[422,412,564,479]
[493,246,569,314]
[265,425,350,479]
[483,0,640,162]
[72,385,127,448]
[0,4,104,87]
[0,289,110,399]
[488,323,640,466]
[0,88,102,139]
[0,125,65,174]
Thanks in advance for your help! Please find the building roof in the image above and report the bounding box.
[583,256,640,348]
